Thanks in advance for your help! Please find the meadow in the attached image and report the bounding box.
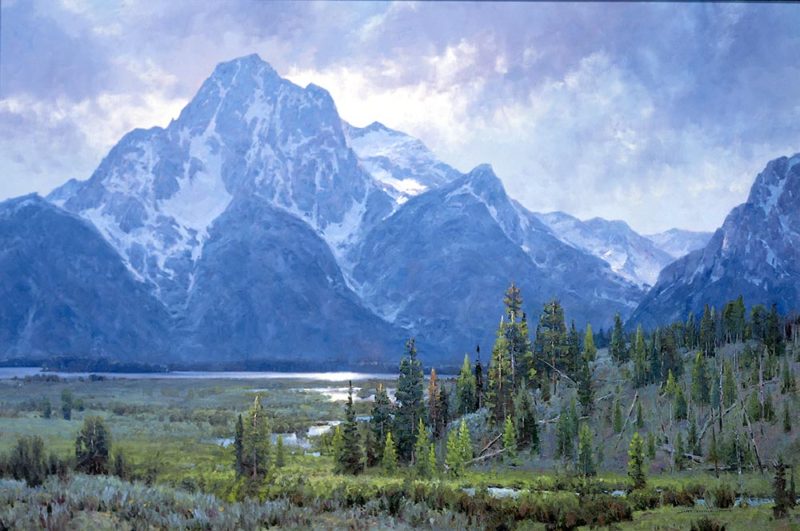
[0,362,797,529]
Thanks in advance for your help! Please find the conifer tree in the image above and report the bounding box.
[577,354,594,414]
[648,331,662,383]
[636,400,644,429]
[583,323,597,362]
[488,322,514,423]
[364,424,378,467]
[535,299,569,391]
[413,419,432,477]
[458,419,473,466]
[633,325,648,387]
[664,370,678,398]
[242,395,271,480]
[331,425,344,467]
[686,312,697,349]
[700,305,716,357]
[382,432,397,473]
[437,383,450,438]
[674,432,685,470]
[610,313,628,363]
[556,407,575,462]
[455,355,476,415]
[692,352,710,406]
[567,321,581,378]
[502,416,517,459]
[427,443,438,476]
[396,338,424,462]
[722,361,737,407]
[513,386,538,451]
[781,357,796,394]
[577,424,595,476]
[275,435,286,468]
[708,428,719,476]
[783,402,792,433]
[234,413,244,476]
[370,384,393,462]
[613,399,623,433]
[766,304,785,357]
[646,432,656,460]
[688,419,699,454]
[61,389,73,421]
[673,386,688,420]
[428,368,441,429]
[338,382,364,475]
[474,346,485,410]
[445,427,462,476]
[627,432,646,489]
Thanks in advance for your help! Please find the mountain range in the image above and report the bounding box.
[1,54,795,367]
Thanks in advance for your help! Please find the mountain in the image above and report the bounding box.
[0,195,170,360]
[645,229,712,259]
[343,121,461,204]
[534,211,674,288]
[0,53,653,367]
[50,53,394,307]
[353,165,643,353]
[630,153,800,328]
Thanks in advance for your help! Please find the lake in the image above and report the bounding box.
[0,367,398,381]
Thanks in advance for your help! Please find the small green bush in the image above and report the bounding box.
[711,483,736,509]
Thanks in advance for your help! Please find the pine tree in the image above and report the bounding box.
[686,312,697,349]
[567,320,581,378]
[455,355,476,415]
[502,416,517,459]
[664,370,678,398]
[707,428,719,476]
[275,435,286,468]
[535,299,569,392]
[583,323,597,362]
[339,381,364,475]
[513,386,538,451]
[691,352,710,406]
[610,313,628,363]
[445,427,463,476]
[413,419,432,477]
[396,338,424,462]
[370,384,393,462]
[474,346,485,410]
[364,423,378,467]
[722,361,737,407]
[613,399,623,433]
[673,386,688,420]
[688,419,699,455]
[648,331,662,384]
[556,406,575,462]
[234,413,244,475]
[636,400,644,429]
[633,326,648,387]
[781,357,796,394]
[242,395,270,480]
[458,419,473,466]
[437,383,450,438]
[427,443,438,476]
[674,432,685,470]
[428,368,441,428]
[577,424,595,476]
[61,389,73,421]
[766,304,785,357]
[627,432,646,489]
[382,432,397,473]
[783,402,791,433]
[75,416,111,475]
[577,354,594,414]
[488,321,514,423]
[700,304,716,357]
[331,425,344,466]
[647,432,657,460]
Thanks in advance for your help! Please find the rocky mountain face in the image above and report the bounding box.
[645,229,712,259]
[352,165,643,353]
[534,211,674,288]
[630,154,800,328]
[0,195,171,360]
[1,53,740,367]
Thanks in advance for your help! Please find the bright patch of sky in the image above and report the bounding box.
[2,0,799,233]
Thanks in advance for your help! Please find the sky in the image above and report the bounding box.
[2,1,799,233]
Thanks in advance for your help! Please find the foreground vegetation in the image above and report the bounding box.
[1,286,799,528]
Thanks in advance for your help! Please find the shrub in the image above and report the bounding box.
[691,516,727,531]
[711,483,735,509]
[628,487,660,510]
[7,436,47,487]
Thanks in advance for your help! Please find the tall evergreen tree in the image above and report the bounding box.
[535,299,570,393]
[577,424,596,476]
[766,304,785,357]
[488,320,514,423]
[370,384,393,462]
[686,312,697,350]
[577,354,594,414]
[636,400,644,429]
[632,325,648,387]
[700,304,716,356]
[502,416,517,459]
[722,361,737,407]
[673,386,688,420]
[428,368,441,429]
[413,419,432,477]
[275,435,286,468]
[556,406,575,462]
[583,323,597,362]
[242,395,271,480]
[234,413,244,476]
[437,383,450,438]
[395,338,424,462]
[338,381,364,475]
[455,355,476,415]
[474,345,485,410]
[627,432,646,488]
[691,352,710,406]
[513,386,538,451]
[567,320,581,378]
[382,432,397,473]
[458,419,473,467]
[610,313,628,363]
[613,399,623,433]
